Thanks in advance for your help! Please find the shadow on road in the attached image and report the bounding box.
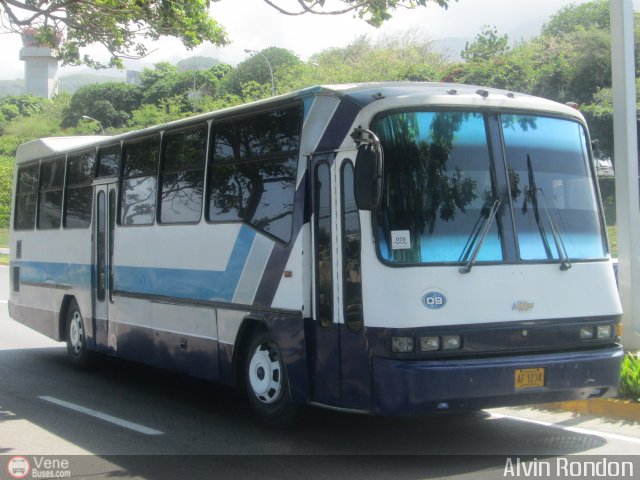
[0,346,611,479]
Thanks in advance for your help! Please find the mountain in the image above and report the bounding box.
[176,56,222,71]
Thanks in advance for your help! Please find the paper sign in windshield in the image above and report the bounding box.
[391,230,411,250]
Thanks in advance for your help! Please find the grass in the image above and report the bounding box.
[0,227,8,249]
[0,253,7,265]
[619,352,640,402]
[608,225,618,258]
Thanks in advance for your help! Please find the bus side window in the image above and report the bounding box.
[64,149,95,229]
[315,162,333,327]
[14,163,40,230]
[120,135,160,226]
[159,124,207,224]
[38,156,65,230]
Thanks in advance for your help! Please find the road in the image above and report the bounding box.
[0,265,638,479]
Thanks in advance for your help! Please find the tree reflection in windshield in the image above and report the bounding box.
[373,111,500,264]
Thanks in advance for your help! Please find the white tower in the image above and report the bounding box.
[19,28,59,99]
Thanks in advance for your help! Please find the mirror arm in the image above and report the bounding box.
[351,127,382,151]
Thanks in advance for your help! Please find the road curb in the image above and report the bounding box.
[546,398,640,422]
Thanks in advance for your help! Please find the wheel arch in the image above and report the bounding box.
[231,315,271,388]
[58,294,76,341]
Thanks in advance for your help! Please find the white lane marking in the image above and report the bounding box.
[491,412,640,445]
[39,396,164,436]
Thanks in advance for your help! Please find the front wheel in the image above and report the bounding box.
[244,330,297,427]
[65,299,94,369]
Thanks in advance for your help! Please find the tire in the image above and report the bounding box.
[243,329,297,427]
[65,299,94,369]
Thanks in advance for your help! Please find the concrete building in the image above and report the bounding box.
[19,28,59,99]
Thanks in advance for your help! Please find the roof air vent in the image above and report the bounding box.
[507,92,516,98]
[372,92,385,100]
[476,89,489,98]
[447,89,458,95]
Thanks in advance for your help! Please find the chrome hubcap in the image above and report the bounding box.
[69,311,84,355]
[248,342,282,404]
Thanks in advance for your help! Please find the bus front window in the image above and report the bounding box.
[372,111,502,265]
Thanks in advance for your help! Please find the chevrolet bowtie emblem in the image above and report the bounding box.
[512,301,534,312]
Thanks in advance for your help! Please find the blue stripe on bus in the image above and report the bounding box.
[115,225,256,301]
[18,261,92,286]
[16,224,257,303]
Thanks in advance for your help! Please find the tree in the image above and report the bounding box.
[61,83,143,128]
[0,0,228,68]
[262,0,455,27]
[0,1,455,68]
[223,48,302,96]
[461,26,509,63]
[542,0,610,36]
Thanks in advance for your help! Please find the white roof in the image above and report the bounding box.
[16,136,111,164]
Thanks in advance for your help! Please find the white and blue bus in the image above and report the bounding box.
[9,83,623,424]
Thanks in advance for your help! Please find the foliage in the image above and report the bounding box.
[262,0,455,27]
[61,83,143,129]
[223,48,302,96]
[619,352,640,402]
[0,0,228,68]
[0,227,8,248]
[542,0,611,36]
[298,32,447,89]
[461,25,509,62]
[0,156,13,227]
[598,177,616,226]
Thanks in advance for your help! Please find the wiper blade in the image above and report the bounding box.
[524,155,572,271]
[459,198,501,274]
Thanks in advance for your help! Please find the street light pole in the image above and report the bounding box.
[81,115,105,134]
[244,49,275,96]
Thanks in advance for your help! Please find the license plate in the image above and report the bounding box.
[515,368,545,389]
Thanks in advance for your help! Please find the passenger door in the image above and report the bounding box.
[93,183,116,352]
[310,154,369,409]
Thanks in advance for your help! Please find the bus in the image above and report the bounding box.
[9,83,623,424]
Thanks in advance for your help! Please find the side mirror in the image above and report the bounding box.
[353,130,384,211]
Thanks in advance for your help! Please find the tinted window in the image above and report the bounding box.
[14,164,39,230]
[121,176,157,225]
[341,162,363,332]
[38,157,65,229]
[120,135,160,226]
[97,144,121,177]
[373,111,501,264]
[123,136,159,177]
[65,150,95,229]
[67,150,95,185]
[160,125,206,223]
[207,105,302,242]
[212,106,301,161]
[502,115,606,260]
[207,156,297,241]
[315,163,332,327]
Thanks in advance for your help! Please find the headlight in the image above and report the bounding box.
[420,336,440,352]
[392,336,414,353]
[596,325,613,339]
[442,335,462,350]
[580,326,595,339]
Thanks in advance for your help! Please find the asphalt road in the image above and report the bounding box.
[0,265,638,479]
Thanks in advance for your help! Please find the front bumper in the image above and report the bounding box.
[372,345,623,415]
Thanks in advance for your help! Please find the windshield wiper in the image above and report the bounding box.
[523,155,572,271]
[459,198,501,274]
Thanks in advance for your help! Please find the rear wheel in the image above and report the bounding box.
[65,299,93,369]
[244,330,297,427]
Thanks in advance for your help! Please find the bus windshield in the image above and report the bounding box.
[373,110,606,265]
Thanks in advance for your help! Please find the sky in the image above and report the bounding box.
[0,0,625,80]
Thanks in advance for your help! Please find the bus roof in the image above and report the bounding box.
[15,82,583,165]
